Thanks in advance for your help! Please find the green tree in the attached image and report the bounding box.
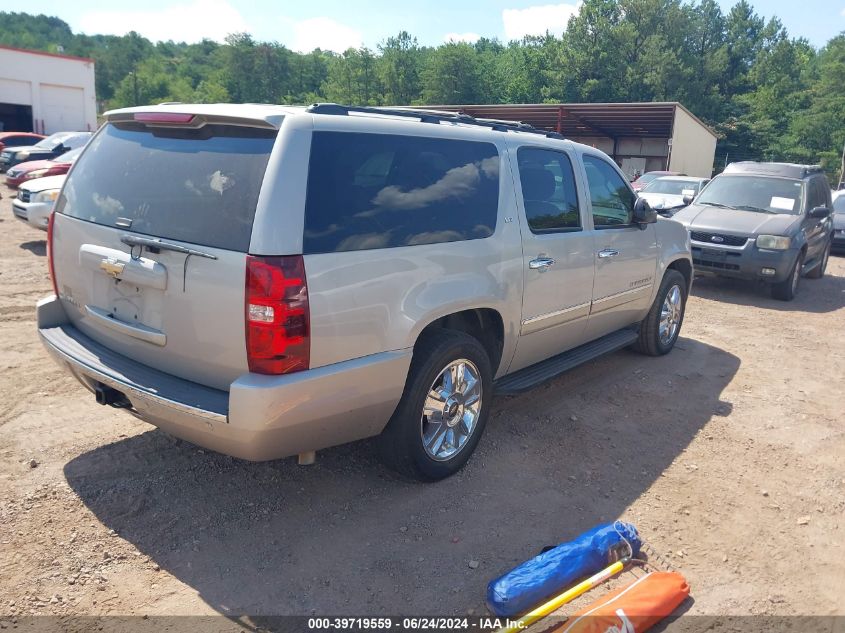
[421,42,482,104]
[111,57,193,107]
[788,35,845,181]
[378,31,422,104]
[322,48,381,105]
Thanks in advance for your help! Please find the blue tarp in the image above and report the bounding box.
[486,521,641,617]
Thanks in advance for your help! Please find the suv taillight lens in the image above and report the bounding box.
[46,211,59,296]
[245,255,310,375]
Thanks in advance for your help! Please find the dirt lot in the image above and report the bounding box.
[1,191,843,625]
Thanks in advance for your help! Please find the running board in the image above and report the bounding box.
[494,328,639,396]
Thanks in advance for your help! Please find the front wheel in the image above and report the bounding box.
[771,252,803,301]
[377,330,492,481]
[633,269,687,356]
[806,240,831,280]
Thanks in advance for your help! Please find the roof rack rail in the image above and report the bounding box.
[306,103,566,140]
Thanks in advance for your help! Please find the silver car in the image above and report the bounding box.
[12,174,66,230]
[38,103,692,480]
[639,176,710,216]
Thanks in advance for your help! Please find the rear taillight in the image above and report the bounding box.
[46,211,59,296]
[245,255,310,375]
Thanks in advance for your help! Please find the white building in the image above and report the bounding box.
[0,45,97,135]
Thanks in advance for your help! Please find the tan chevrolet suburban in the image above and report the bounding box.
[38,103,692,480]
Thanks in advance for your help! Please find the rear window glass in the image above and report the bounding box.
[303,132,500,254]
[57,122,277,252]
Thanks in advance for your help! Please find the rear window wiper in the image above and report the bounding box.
[121,234,218,292]
[120,234,218,260]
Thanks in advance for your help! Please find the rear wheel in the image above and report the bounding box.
[633,269,687,356]
[772,252,803,301]
[806,240,831,280]
[377,330,492,481]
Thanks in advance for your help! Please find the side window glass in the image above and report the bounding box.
[517,147,581,233]
[809,178,828,210]
[304,132,500,253]
[583,154,635,227]
[806,180,818,210]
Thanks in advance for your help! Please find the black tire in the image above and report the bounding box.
[377,329,492,481]
[771,252,803,301]
[806,240,831,280]
[633,269,687,357]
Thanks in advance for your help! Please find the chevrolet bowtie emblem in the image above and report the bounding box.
[99,258,126,278]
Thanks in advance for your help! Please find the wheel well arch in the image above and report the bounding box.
[666,258,692,291]
[415,308,505,375]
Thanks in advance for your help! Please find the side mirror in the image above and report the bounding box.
[633,196,657,225]
[53,144,65,153]
[682,194,694,206]
[809,206,830,218]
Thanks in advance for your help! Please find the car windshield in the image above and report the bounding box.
[643,179,702,195]
[32,133,71,149]
[833,196,845,214]
[55,147,84,164]
[696,175,803,215]
[635,173,661,185]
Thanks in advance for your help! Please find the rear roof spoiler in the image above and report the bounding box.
[106,111,281,131]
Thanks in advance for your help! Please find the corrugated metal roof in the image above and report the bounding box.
[418,102,715,140]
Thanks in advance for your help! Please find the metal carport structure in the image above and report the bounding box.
[420,102,718,178]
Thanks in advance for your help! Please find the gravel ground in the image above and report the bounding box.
[0,191,843,625]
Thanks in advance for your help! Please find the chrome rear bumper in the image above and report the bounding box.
[37,295,412,461]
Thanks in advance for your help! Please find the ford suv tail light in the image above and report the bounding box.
[245,255,310,375]
[46,211,59,296]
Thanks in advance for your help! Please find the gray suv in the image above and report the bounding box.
[673,162,834,301]
[38,103,692,480]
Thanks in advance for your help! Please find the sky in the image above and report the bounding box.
[30,0,845,53]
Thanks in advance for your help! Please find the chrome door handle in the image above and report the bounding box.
[529,257,555,270]
[598,249,619,258]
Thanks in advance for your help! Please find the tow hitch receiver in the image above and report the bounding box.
[94,383,132,409]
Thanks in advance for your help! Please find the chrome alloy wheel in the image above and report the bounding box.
[420,359,482,461]
[659,284,683,345]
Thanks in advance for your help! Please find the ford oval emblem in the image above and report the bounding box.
[710,235,724,243]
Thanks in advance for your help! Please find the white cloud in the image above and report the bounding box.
[444,32,481,44]
[841,6,845,16]
[502,3,581,41]
[77,0,248,43]
[290,17,363,53]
